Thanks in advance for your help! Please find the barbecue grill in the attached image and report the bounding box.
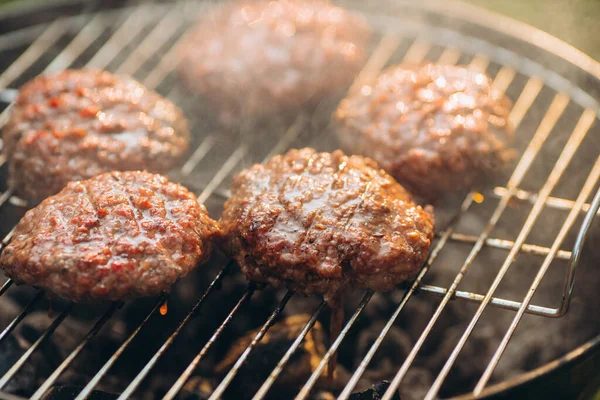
[1,0,600,399]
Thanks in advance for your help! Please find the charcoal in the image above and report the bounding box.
[40,385,119,400]
[0,294,21,326]
[179,376,213,400]
[431,324,500,397]
[0,310,61,396]
[0,334,37,395]
[349,381,401,400]
[309,391,336,400]
[214,314,326,398]
[356,323,413,372]
[398,368,432,400]
[0,302,131,396]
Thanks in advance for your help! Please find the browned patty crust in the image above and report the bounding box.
[3,69,190,204]
[0,171,219,302]
[334,64,514,199]
[178,0,371,124]
[220,148,435,300]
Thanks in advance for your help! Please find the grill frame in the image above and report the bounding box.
[0,0,599,399]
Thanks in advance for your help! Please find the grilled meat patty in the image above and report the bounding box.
[334,64,514,200]
[178,0,371,125]
[0,171,219,302]
[219,148,435,301]
[3,69,190,204]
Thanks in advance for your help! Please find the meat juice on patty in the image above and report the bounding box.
[178,0,371,125]
[3,69,190,204]
[0,171,219,302]
[334,64,514,200]
[219,148,435,302]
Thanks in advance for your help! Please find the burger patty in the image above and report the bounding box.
[3,69,190,204]
[219,148,435,301]
[0,171,219,302]
[334,64,514,200]
[178,0,371,125]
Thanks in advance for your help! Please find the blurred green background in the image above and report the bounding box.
[0,0,599,61]
[0,0,597,398]
[467,0,600,60]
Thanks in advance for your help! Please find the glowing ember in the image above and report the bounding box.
[473,192,485,203]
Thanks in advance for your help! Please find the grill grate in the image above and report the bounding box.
[0,1,599,399]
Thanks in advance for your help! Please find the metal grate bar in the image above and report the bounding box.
[468,54,490,71]
[558,173,600,315]
[0,111,10,131]
[348,35,400,94]
[490,67,517,94]
[0,279,13,297]
[0,9,181,209]
[252,300,327,400]
[400,39,431,73]
[338,195,475,400]
[1,228,15,247]
[193,187,572,314]
[0,13,118,174]
[0,190,15,210]
[257,34,405,181]
[295,291,374,399]
[73,295,166,400]
[403,40,431,64]
[140,35,191,92]
[381,90,566,400]
[164,285,257,400]
[0,23,51,53]
[415,284,557,316]
[0,90,16,106]
[30,303,120,400]
[493,186,600,214]
[114,6,184,76]
[314,45,473,399]
[54,103,221,400]
[0,390,25,400]
[0,291,44,344]
[181,136,217,176]
[190,37,414,400]
[341,52,540,399]
[85,6,158,71]
[141,28,191,91]
[0,19,68,89]
[437,47,462,65]
[114,19,355,391]
[424,109,596,399]
[474,155,600,393]
[117,263,234,399]
[0,303,73,390]
[130,2,207,89]
[216,39,433,400]
[0,6,195,206]
[0,188,14,210]
[262,115,307,163]
[1,4,599,400]
[197,146,247,204]
[209,290,295,400]
[508,77,545,128]
[0,19,70,131]
[169,41,555,398]
[43,14,107,74]
[163,50,351,395]
[448,233,572,260]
